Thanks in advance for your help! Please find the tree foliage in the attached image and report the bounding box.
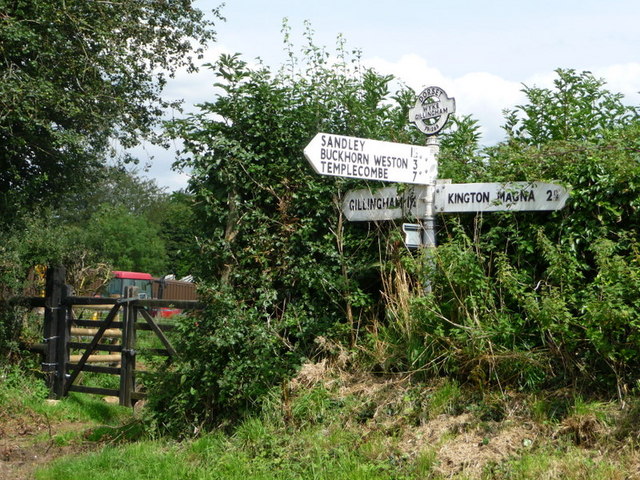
[503,68,638,144]
[57,165,195,276]
[0,0,220,223]
[155,191,197,278]
[82,204,168,275]
[57,165,168,224]
[0,165,190,301]
[0,213,104,359]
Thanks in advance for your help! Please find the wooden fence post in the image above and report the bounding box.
[53,284,72,398]
[43,266,65,398]
[119,286,138,407]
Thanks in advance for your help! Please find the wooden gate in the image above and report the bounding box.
[37,267,202,406]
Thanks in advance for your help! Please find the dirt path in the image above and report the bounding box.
[0,408,93,480]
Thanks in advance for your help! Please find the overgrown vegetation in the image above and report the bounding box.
[0,363,131,426]
[2,13,640,477]
[147,25,427,431]
[376,72,640,397]
[142,26,640,436]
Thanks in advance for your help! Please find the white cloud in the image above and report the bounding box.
[364,55,524,145]
[451,72,525,144]
[595,63,640,105]
[364,55,640,146]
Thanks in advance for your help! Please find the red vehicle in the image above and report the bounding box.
[106,271,154,298]
[105,271,197,317]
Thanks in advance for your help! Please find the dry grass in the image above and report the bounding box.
[283,360,640,479]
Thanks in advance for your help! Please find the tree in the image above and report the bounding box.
[502,68,638,145]
[82,204,167,275]
[155,191,197,277]
[55,165,197,275]
[58,164,168,224]
[0,0,220,224]
[437,114,484,181]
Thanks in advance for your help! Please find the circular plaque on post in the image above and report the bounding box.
[409,86,456,136]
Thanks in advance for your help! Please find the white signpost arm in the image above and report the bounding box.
[314,85,570,298]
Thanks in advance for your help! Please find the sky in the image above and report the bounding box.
[135,0,640,191]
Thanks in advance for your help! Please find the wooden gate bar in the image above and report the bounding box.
[70,327,122,337]
[69,354,121,363]
[72,319,124,329]
[67,364,120,375]
[64,297,118,305]
[138,308,177,357]
[135,298,204,309]
[68,342,122,352]
[63,302,122,395]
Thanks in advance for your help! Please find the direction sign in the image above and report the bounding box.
[434,182,569,213]
[342,186,428,221]
[304,133,438,185]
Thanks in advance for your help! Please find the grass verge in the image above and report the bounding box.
[29,364,640,479]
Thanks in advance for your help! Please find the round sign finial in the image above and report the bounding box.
[409,86,455,136]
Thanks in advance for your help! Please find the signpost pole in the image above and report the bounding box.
[409,87,453,294]
[421,137,439,293]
